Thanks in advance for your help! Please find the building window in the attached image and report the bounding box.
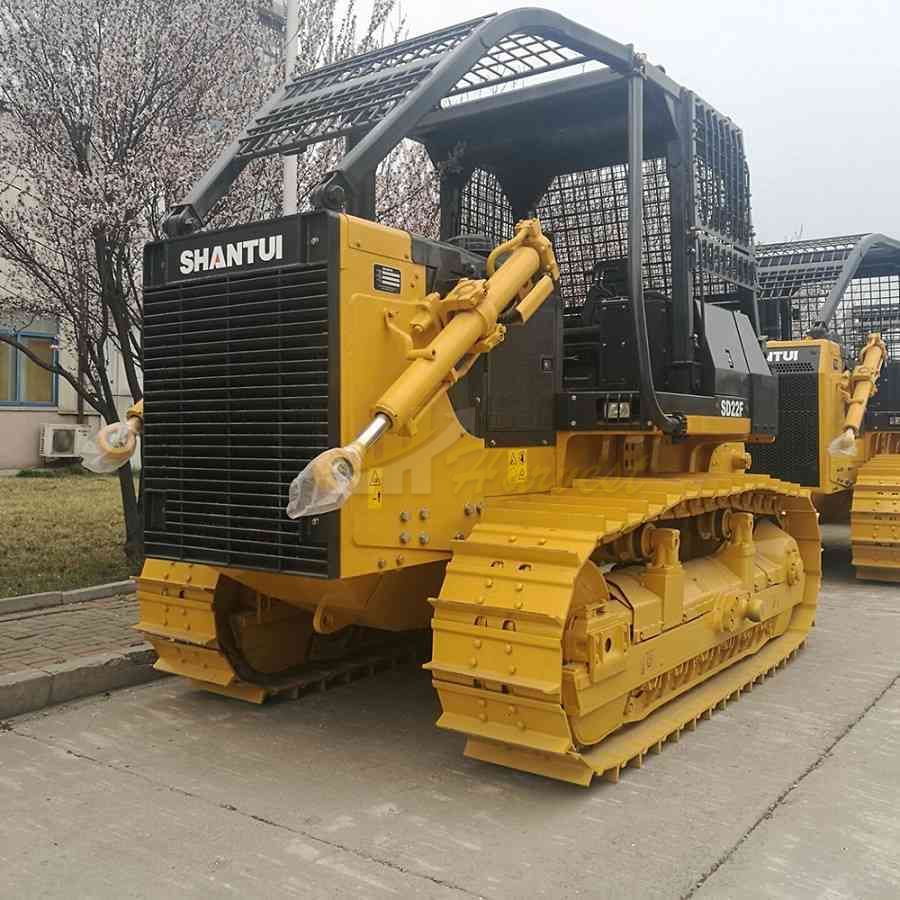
[0,341,11,401]
[0,333,58,406]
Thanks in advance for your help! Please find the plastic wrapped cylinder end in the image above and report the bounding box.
[828,428,858,458]
[80,422,137,474]
[286,444,363,519]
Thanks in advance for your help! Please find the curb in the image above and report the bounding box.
[0,644,167,720]
[0,579,136,617]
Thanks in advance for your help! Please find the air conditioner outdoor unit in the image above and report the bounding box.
[39,424,91,460]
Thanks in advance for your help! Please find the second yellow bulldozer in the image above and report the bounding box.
[102,10,822,785]
[755,234,900,581]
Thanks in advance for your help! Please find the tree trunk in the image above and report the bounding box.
[117,460,144,572]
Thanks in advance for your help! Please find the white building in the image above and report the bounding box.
[0,102,134,470]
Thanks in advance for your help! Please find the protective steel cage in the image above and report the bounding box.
[168,7,758,327]
[167,9,647,232]
[166,8,763,431]
[757,234,900,358]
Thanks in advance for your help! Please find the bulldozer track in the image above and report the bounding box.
[468,633,808,785]
[183,633,430,704]
[851,453,900,582]
[137,472,819,785]
[136,561,430,705]
[428,471,820,785]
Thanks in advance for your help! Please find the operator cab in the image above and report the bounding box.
[160,7,777,452]
[410,67,776,441]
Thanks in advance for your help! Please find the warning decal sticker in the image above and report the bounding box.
[506,449,528,485]
[367,468,384,509]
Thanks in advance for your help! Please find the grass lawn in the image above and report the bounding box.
[0,474,134,597]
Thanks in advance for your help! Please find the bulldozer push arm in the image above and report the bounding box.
[830,333,887,455]
[286,220,559,520]
[841,335,900,582]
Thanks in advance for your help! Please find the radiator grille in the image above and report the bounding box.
[750,371,820,487]
[142,262,334,575]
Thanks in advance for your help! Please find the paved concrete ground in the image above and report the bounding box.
[0,595,144,674]
[1,525,898,899]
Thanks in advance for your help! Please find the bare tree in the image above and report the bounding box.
[0,0,426,564]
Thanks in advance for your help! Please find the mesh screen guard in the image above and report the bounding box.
[458,160,671,309]
[238,17,596,161]
[757,235,900,358]
[453,96,754,312]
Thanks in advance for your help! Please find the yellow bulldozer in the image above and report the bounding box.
[754,234,900,581]
[91,10,821,785]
